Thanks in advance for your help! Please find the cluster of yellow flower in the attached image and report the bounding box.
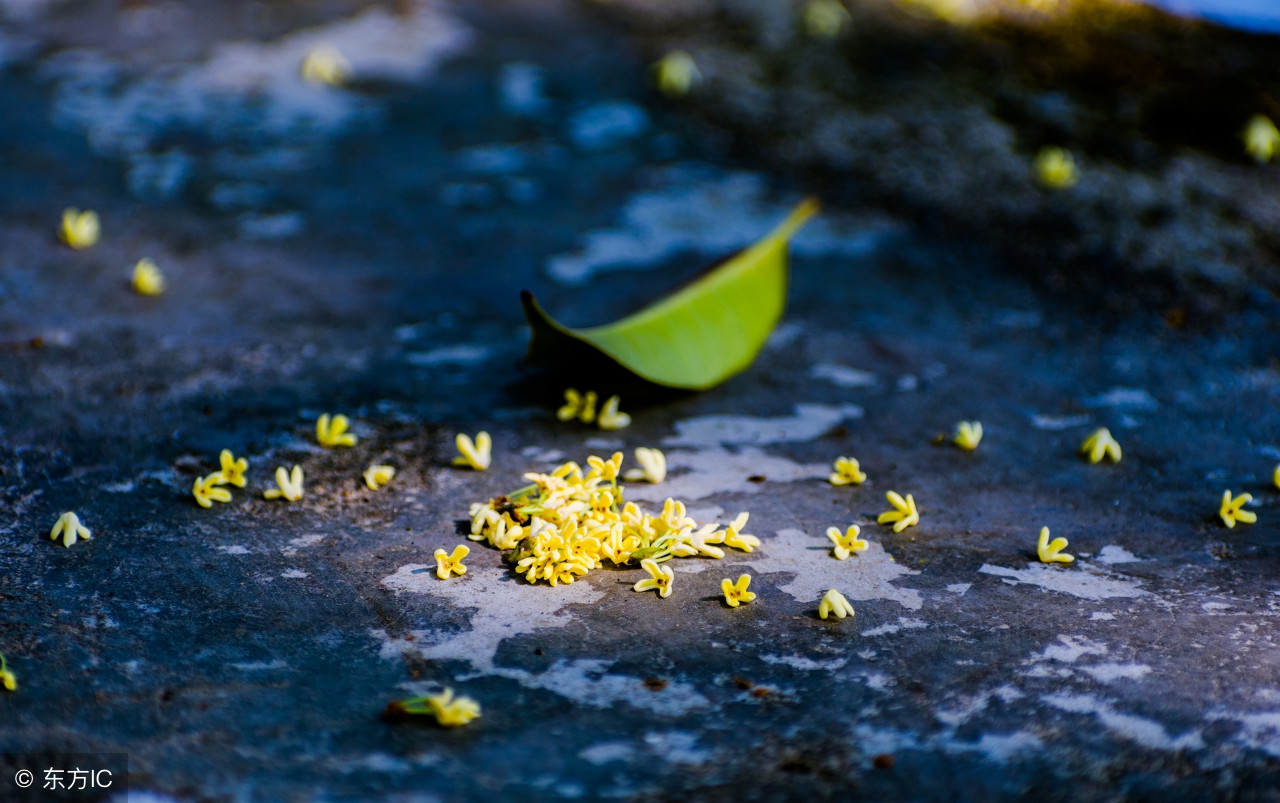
[462,451,756,594]
[193,450,249,508]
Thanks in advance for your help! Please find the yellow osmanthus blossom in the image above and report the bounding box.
[1035,147,1078,189]
[805,0,850,38]
[877,491,919,533]
[829,456,866,486]
[557,389,598,424]
[131,258,165,296]
[316,413,357,448]
[818,588,855,620]
[723,512,760,552]
[1245,115,1280,163]
[654,50,700,97]
[60,208,100,250]
[364,464,396,490]
[264,465,304,501]
[1037,526,1074,564]
[953,420,983,451]
[453,432,492,471]
[1273,463,1279,490]
[623,447,666,483]
[50,511,91,548]
[1219,490,1257,529]
[597,395,631,430]
[434,545,470,579]
[0,653,14,692]
[217,449,248,488]
[1080,427,1121,464]
[193,473,232,508]
[721,574,756,607]
[301,44,352,86]
[634,557,674,598]
[389,688,481,727]
[827,524,868,560]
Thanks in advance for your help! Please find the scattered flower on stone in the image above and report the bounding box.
[827,524,868,560]
[131,258,165,296]
[804,0,850,38]
[1037,526,1074,564]
[301,44,352,86]
[1035,147,1078,189]
[1219,490,1257,529]
[634,557,674,598]
[1080,427,1121,464]
[953,420,983,451]
[217,449,248,488]
[50,511,91,548]
[453,432,492,471]
[193,473,232,508]
[557,389,597,424]
[721,574,756,608]
[818,588,855,620]
[829,456,866,486]
[1274,463,1279,490]
[434,544,470,579]
[623,447,666,483]
[364,464,396,490]
[0,653,14,692]
[722,512,760,552]
[60,208,100,250]
[387,688,481,727]
[597,395,631,430]
[1245,114,1280,163]
[654,50,700,97]
[877,491,919,533]
[316,413,357,448]
[264,465,304,501]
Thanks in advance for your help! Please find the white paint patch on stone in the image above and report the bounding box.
[1097,545,1142,564]
[1029,413,1091,431]
[627,447,829,503]
[644,731,713,765]
[862,618,928,637]
[231,660,290,671]
[946,583,972,596]
[281,569,309,579]
[663,404,863,448]
[863,672,895,692]
[1042,693,1203,751]
[282,533,325,556]
[495,658,709,717]
[1033,635,1108,664]
[102,480,135,493]
[1081,663,1152,683]
[1208,711,1280,758]
[759,654,848,671]
[579,742,635,765]
[810,363,877,389]
[521,446,566,463]
[765,322,804,350]
[1083,388,1158,411]
[1091,612,1116,621]
[854,723,1042,765]
[216,545,251,555]
[405,344,493,366]
[965,731,1044,763]
[978,562,1150,601]
[1201,601,1232,613]
[753,530,922,610]
[583,438,624,451]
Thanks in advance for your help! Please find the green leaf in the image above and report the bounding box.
[522,198,819,391]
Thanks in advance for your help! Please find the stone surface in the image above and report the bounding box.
[1,0,1280,800]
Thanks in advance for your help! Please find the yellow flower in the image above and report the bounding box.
[672,522,725,559]
[49,511,92,548]
[597,395,631,430]
[425,688,480,726]
[60,208,100,250]
[723,512,760,552]
[453,432,492,471]
[654,50,700,97]
[1035,147,1078,189]
[818,588,855,620]
[587,452,624,484]
[1080,428,1121,464]
[0,653,14,692]
[434,544,470,579]
[1274,463,1279,490]
[193,473,233,508]
[828,456,866,486]
[623,447,666,483]
[316,413,357,448]
[877,491,919,533]
[1036,526,1074,564]
[217,449,248,488]
[131,258,165,296]
[1219,490,1257,529]
[1245,114,1280,163]
[364,464,396,490]
[826,524,868,560]
[804,0,850,38]
[633,557,674,598]
[953,420,982,451]
[557,389,598,424]
[264,465,304,501]
[301,44,352,86]
[721,574,756,607]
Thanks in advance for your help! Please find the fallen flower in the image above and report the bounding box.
[557,389,597,424]
[1080,428,1121,464]
[217,449,248,488]
[804,0,850,38]
[364,464,396,491]
[1273,463,1279,490]
[193,473,232,508]
[597,395,631,430]
[301,44,352,86]
[877,491,919,533]
[723,512,760,552]
[623,447,666,483]
[264,465,304,501]
[0,653,14,692]
[131,258,165,296]
[1035,147,1078,189]
[1219,490,1257,529]
[453,432,492,471]
[434,545,470,579]
[386,688,480,727]
[953,420,983,452]
[60,208,100,250]
[829,456,866,486]
[818,588,855,620]
[1037,526,1074,564]
[50,511,92,547]
[721,574,756,607]
[654,50,700,97]
[316,413,357,448]
[633,557,674,598]
[827,524,868,560]
[1245,114,1280,163]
